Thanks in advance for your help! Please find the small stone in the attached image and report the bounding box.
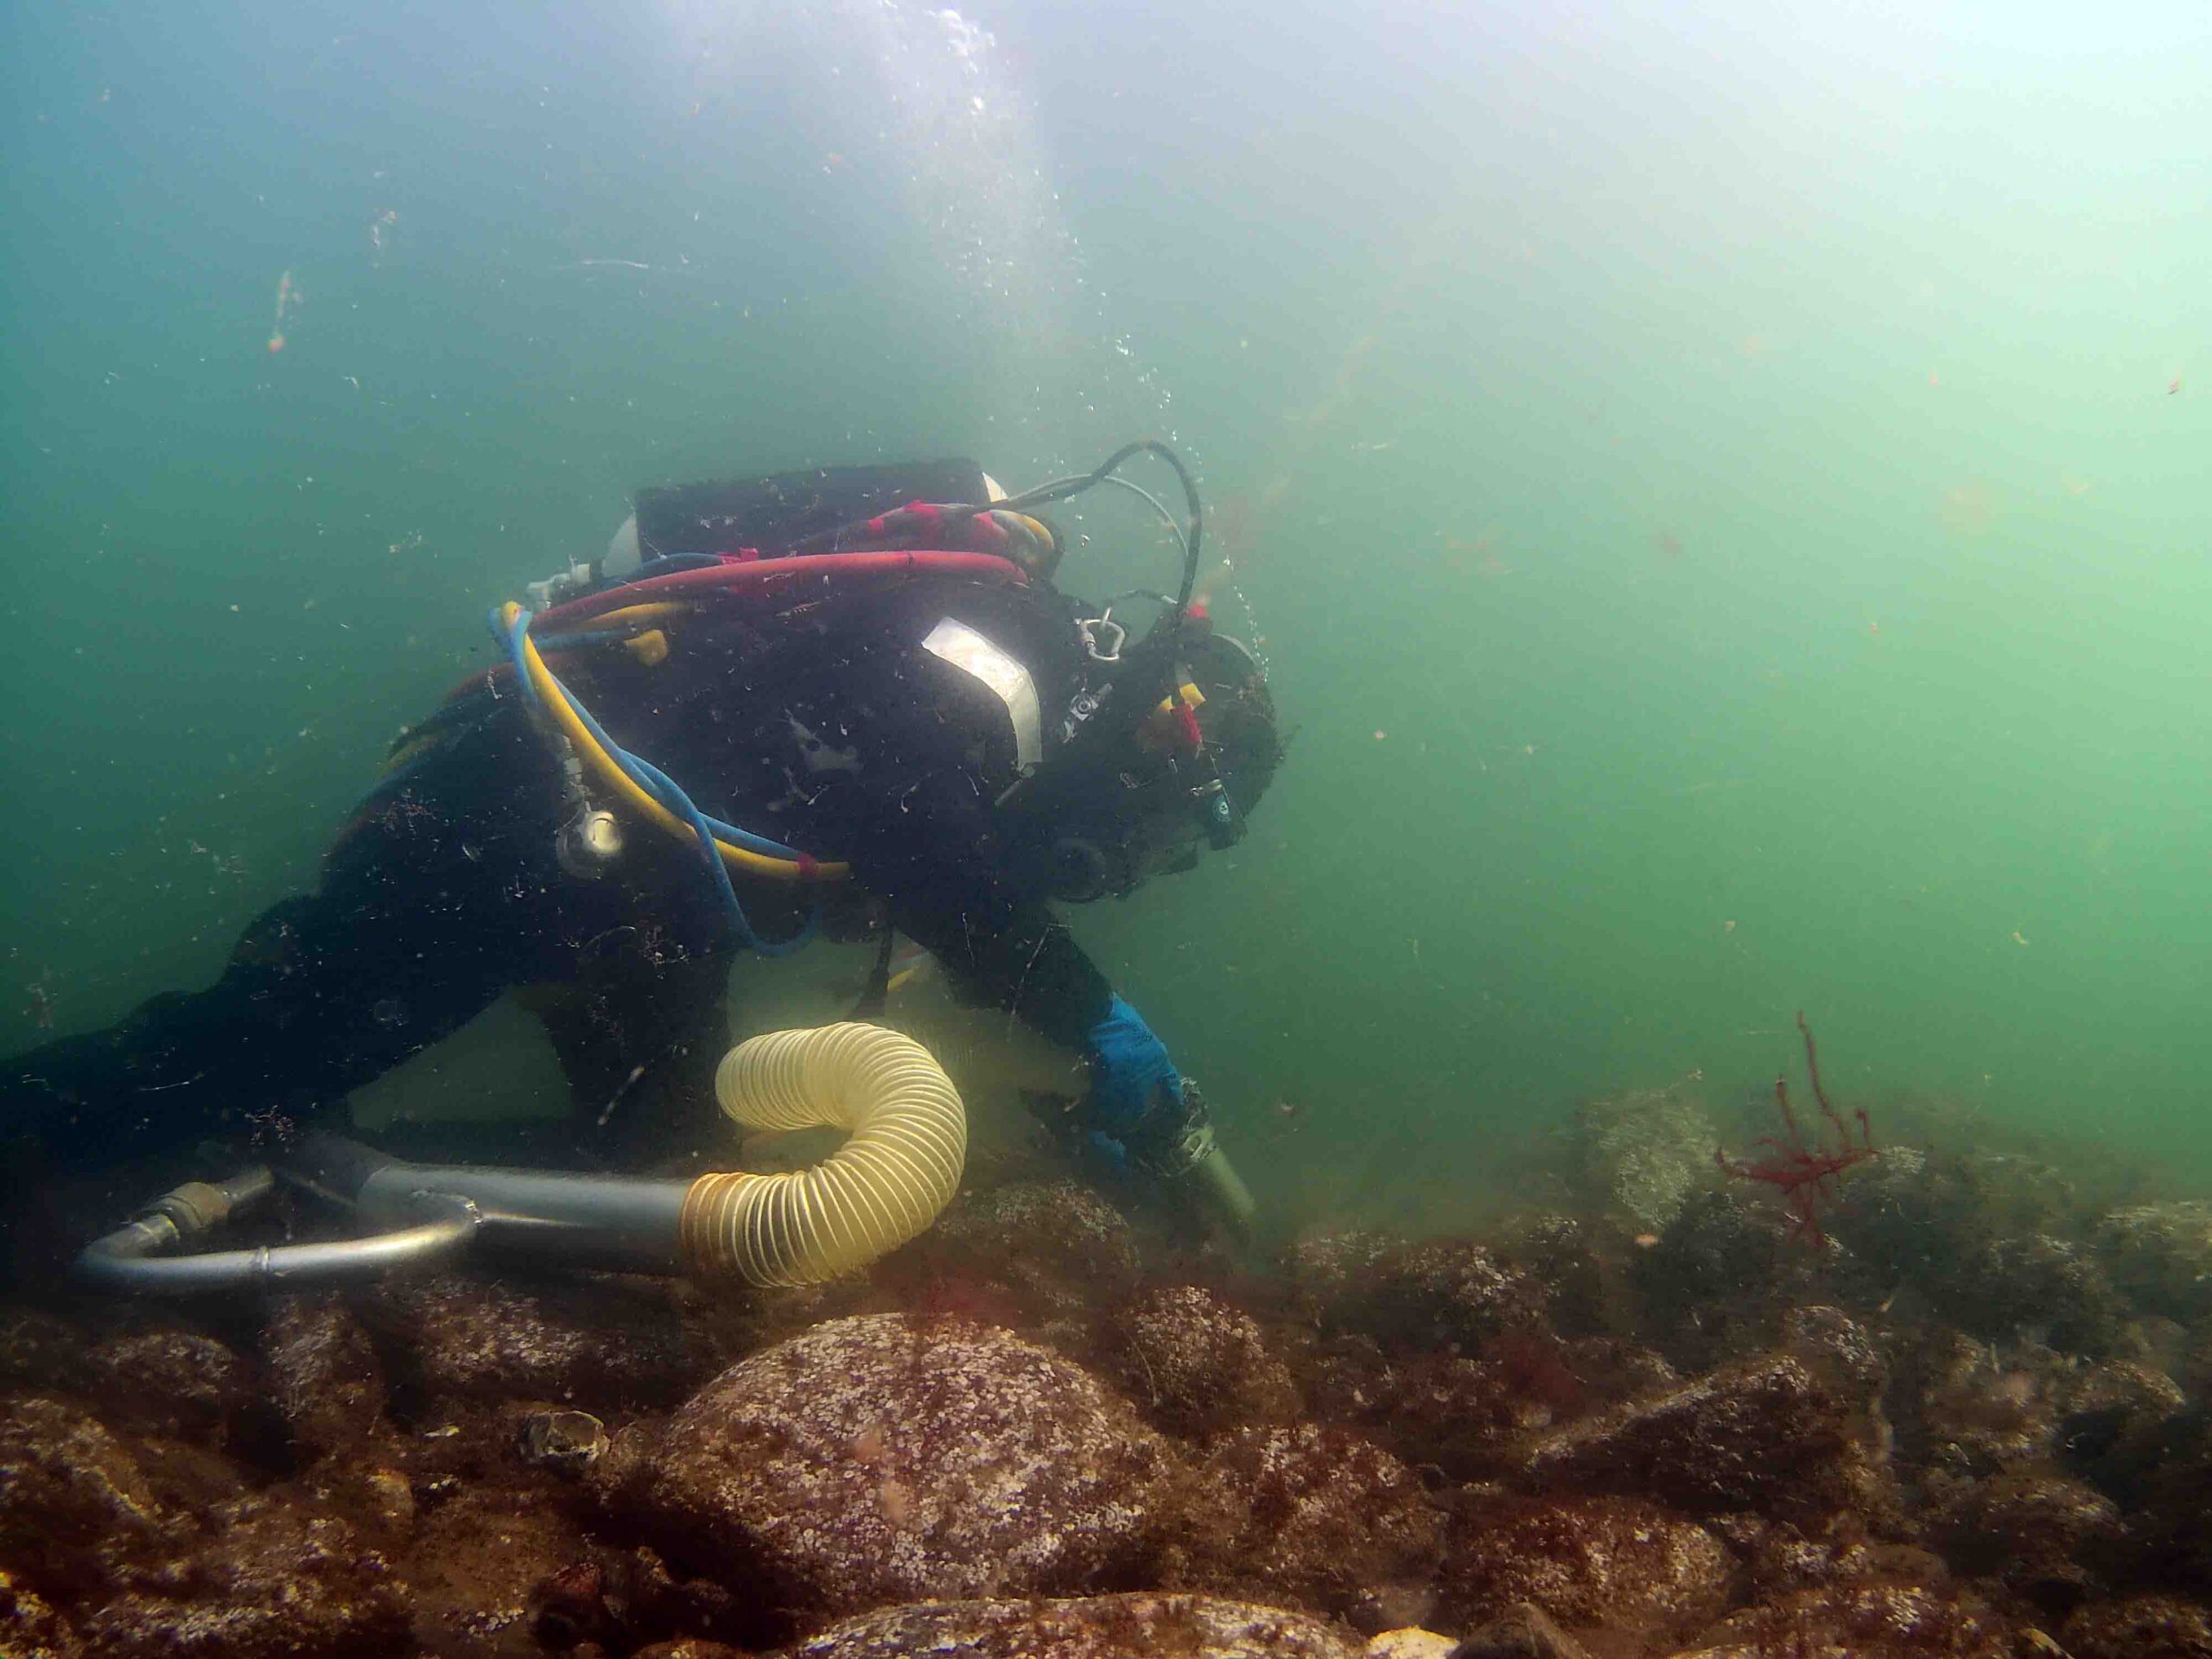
[518,1408,610,1477]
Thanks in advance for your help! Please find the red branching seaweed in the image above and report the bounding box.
[1716,1012,1876,1246]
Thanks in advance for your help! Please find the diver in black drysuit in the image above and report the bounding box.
[0,455,1279,1264]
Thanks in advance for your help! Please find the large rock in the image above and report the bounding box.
[594,1313,1173,1633]
[1516,1353,1872,1522]
[925,1180,1144,1322]
[1160,1424,1443,1620]
[75,1492,409,1659]
[1568,1085,1719,1232]
[1099,1285,1300,1440]
[1435,1494,1732,1642]
[0,1395,174,1598]
[260,1296,386,1463]
[372,1271,702,1410]
[778,1592,1363,1658]
[1926,1471,2129,1613]
[1670,1582,2010,1659]
[2061,1594,2212,1659]
[2096,1202,2212,1324]
[1345,1241,1550,1357]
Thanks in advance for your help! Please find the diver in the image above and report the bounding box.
[0,443,1280,1268]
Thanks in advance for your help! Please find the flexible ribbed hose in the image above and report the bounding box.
[678,1023,967,1285]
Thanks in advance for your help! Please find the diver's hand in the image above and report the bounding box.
[1082,995,1185,1141]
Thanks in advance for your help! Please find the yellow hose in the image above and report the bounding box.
[499,601,849,882]
[679,1024,968,1285]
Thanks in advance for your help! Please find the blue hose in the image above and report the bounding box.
[493,607,817,957]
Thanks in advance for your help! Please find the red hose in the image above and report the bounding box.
[535,550,1028,629]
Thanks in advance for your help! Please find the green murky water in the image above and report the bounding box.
[4,0,2209,1224]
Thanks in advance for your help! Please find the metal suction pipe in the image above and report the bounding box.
[76,1168,480,1295]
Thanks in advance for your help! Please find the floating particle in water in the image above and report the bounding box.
[266,269,300,353]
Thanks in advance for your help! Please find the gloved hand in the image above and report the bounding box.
[1081,996,1257,1241]
[1082,995,1186,1150]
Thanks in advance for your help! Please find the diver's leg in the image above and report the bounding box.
[532,931,736,1166]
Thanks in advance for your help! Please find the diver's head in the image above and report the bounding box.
[1027,625,1282,903]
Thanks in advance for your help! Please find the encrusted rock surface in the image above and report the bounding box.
[261,1295,386,1463]
[1435,1494,1732,1641]
[593,1313,1173,1633]
[1516,1352,1869,1521]
[1160,1423,1443,1619]
[777,1592,1365,1658]
[1568,1084,1719,1232]
[371,1271,702,1410]
[77,1491,409,1659]
[1100,1284,1301,1439]
[2061,1593,2212,1658]
[1671,1581,2010,1658]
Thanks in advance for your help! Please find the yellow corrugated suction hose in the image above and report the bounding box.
[678,1023,967,1286]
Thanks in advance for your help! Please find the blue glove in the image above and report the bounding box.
[1083,995,1185,1143]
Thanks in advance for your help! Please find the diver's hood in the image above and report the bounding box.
[998,619,1276,903]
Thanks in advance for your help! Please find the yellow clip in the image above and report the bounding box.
[1138,683,1205,752]
[623,629,669,667]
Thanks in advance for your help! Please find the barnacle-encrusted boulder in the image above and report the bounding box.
[1951,1234,2129,1357]
[2061,1593,2212,1658]
[778,1592,1363,1658]
[76,1492,408,1659]
[2095,1202,2212,1324]
[371,1270,701,1409]
[0,1395,174,1597]
[1891,1328,2060,1479]
[926,1179,1144,1320]
[594,1313,1172,1631]
[1670,1582,2010,1659]
[0,1567,78,1659]
[1280,1231,1402,1329]
[1100,1285,1300,1439]
[2056,1358,2187,1496]
[1632,1191,1849,1372]
[1516,1352,1869,1521]
[261,1295,386,1463]
[1568,1084,1719,1232]
[1341,1239,1550,1356]
[400,1486,594,1658]
[1435,1494,1732,1641]
[1159,1423,1442,1619]
[1927,1471,2130,1611]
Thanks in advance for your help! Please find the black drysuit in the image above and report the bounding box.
[2,570,1124,1185]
